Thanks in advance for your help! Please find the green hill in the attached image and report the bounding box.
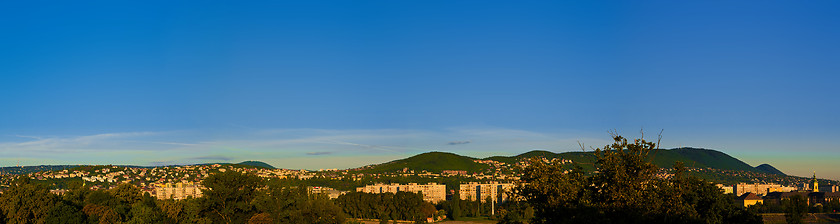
[648,147,761,172]
[486,147,777,174]
[484,150,563,164]
[755,164,785,175]
[360,151,490,173]
[237,161,276,169]
[355,148,788,183]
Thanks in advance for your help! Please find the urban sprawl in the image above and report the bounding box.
[2,158,838,208]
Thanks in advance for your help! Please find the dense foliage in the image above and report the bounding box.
[784,195,809,224]
[512,135,763,224]
[335,192,436,223]
[436,194,497,220]
[0,171,347,224]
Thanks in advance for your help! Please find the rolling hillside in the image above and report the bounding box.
[357,147,780,176]
[345,147,802,187]
[357,151,491,173]
[648,147,761,172]
[756,164,785,175]
[485,147,778,174]
[238,161,276,169]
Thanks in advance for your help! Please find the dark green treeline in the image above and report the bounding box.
[0,171,348,224]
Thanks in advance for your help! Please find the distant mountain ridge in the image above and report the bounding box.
[649,147,760,171]
[358,147,785,176]
[1,150,787,182]
[237,161,276,169]
[486,147,778,173]
[0,161,277,175]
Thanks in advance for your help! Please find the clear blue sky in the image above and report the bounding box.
[1,1,838,180]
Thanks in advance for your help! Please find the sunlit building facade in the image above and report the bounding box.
[153,182,203,200]
[356,183,446,203]
[459,182,515,202]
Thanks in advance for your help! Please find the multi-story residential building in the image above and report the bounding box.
[459,182,515,203]
[153,182,203,200]
[356,183,446,203]
[733,183,796,196]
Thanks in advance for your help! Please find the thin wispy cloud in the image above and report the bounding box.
[190,155,234,161]
[0,132,163,153]
[447,140,471,145]
[306,151,333,156]
[321,140,406,153]
[0,127,613,170]
[148,141,200,146]
[11,135,43,140]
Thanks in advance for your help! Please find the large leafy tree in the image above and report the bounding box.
[252,180,345,224]
[517,156,592,223]
[200,171,264,224]
[109,183,142,206]
[107,183,144,221]
[784,195,808,224]
[62,180,90,208]
[336,191,433,222]
[163,198,211,224]
[44,201,86,224]
[82,203,121,224]
[516,135,762,224]
[125,193,171,224]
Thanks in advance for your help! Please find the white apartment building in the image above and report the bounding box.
[459,182,515,203]
[733,183,797,196]
[153,182,204,200]
[356,183,446,203]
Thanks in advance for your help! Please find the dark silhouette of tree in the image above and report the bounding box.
[516,135,762,224]
[449,191,461,220]
[517,157,590,223]
[825,199,840,213]
[784,195,808,224]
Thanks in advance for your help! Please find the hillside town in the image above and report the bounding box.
[1,155,836,207]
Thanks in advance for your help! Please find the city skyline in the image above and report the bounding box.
[1,1,839,180]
